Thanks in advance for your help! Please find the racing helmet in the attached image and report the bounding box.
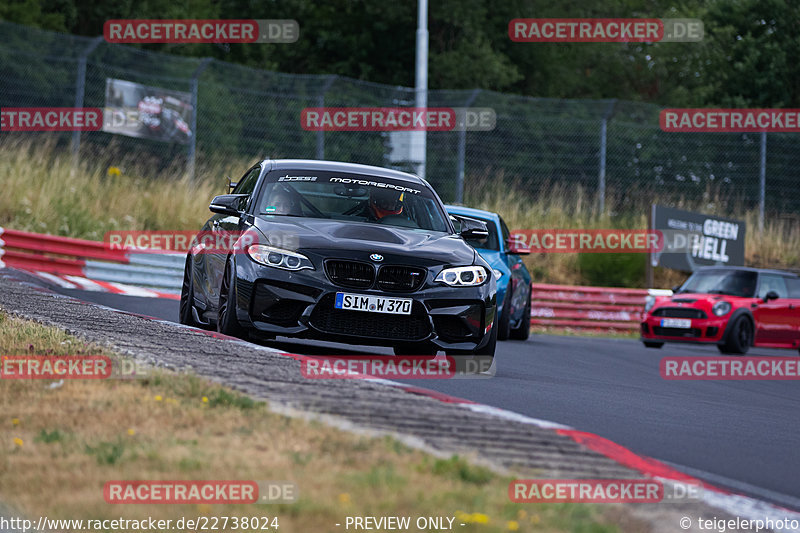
[369,188,404,218]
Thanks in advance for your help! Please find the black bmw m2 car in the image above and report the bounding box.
[179,160,497,360]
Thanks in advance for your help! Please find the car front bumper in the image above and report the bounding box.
[640,314,728,344]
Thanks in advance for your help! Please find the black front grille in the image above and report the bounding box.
[652,307,707,319]
[653,326,701,338]
[377,265,426,292]
[325,260,375,289]
[309,294,430,341]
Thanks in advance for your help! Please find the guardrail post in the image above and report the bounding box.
[71,36,103,176]
[455,89,481,205]
[315,75,337,159]
[187,57,213,181]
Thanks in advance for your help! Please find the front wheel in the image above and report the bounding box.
[509,288,531,341]
[718,316,752,355]
[179,254,199,327]
[446,323,496,375]
[217,258,248,339]
[497,292,511,341]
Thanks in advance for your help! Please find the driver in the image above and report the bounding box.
[266,188,301,216]
[367,188,404,220]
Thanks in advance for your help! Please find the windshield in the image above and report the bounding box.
[256,171,450,232]
[678,270,757,297]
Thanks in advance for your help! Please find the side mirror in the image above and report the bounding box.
[671,285,681,292]
[209,194,247,216]
[764,290,779,302]
[458,217,489,240]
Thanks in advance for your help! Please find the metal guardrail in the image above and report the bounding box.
[0,228,671,322]
[530,283,671,331]
[0,227,183,291]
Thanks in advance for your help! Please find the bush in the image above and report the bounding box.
[577,253,645,288]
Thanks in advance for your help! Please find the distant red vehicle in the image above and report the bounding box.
[641,267,800,354]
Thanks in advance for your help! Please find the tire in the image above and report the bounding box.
[509,288,531,341]
[475,323,497,356]
[179,254,199,327]
[393,342,438,356]
[643,341,664,349]
[446,322,496,375]
[718,316,752,355]
[217,258,248,339]
[497,291,511,341]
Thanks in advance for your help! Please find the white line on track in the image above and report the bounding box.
[34,271,78,289]
[63,275,105,291]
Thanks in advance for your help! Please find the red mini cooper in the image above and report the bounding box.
[641,267,800,354]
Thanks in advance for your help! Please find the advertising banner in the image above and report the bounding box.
[103,78,193,144]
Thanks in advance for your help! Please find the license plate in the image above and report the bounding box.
[661,318,691,328]
[334,292,412,315]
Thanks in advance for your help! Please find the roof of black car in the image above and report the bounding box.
[695,265,799,277]
[264,159,425,185]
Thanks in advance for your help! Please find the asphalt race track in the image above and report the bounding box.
[46,287,800,511]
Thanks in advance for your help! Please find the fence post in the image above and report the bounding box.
[455,89,481,204]
[598,99,617,214]
[71,36,103,176]
[315,75,337,159]
[187,57,213,181]
[598,118,607,214]
[759,132,766,232]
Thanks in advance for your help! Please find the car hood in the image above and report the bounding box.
[666,292,744,303]
[252,217,476,266]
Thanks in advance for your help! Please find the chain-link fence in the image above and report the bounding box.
[1,20,797,219]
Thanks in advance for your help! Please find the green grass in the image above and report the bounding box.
[0,313,630,533]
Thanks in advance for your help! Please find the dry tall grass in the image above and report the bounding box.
[1,140,797,287]
[0,138,246,240]
[465,175,800,286]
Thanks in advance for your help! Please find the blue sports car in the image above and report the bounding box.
[445,205,532,340]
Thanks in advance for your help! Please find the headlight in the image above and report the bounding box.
[644,295,656,312]
[435,266,489,287]
[492,269,503,279]
[246,245,314,271]
[712,301,731,316]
